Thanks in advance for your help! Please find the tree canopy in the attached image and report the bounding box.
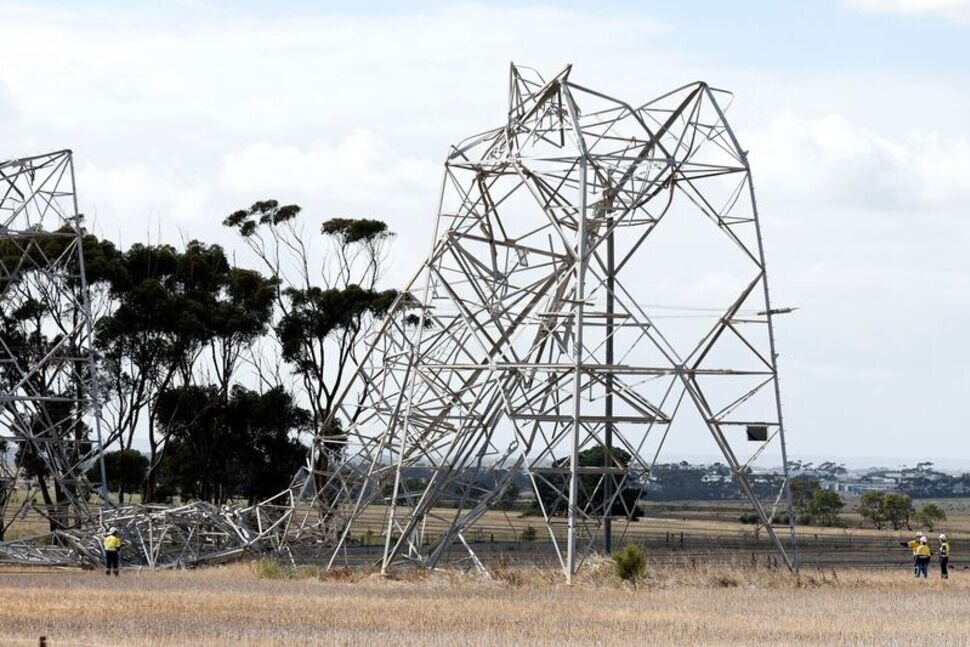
[157,384,309,504]
[534,446,644,520]
[858,491,914,530]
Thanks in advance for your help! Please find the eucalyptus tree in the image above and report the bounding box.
[223,202,400,451]
[97,240,277,500]
[156,384,308,504]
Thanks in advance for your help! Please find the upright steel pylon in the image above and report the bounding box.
[0,150,109,538]
[297,64,797,580]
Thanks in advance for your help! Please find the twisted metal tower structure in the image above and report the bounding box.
[0,152,293,568]
[298,64,798,580]
[0,150,108,539]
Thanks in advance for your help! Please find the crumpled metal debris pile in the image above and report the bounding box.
[0,496,294,569]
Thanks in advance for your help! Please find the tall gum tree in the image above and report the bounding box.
[97,240,277,501]
[224,201,401,476]
[224,202,397,422]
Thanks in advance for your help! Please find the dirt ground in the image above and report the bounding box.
[1,561,967,646]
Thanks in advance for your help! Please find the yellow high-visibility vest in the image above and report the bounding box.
[940,542,950,557]
[916,544,932,558]
[103,535,122,551]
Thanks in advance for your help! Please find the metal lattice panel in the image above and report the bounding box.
[0,150,108,537]
[295,65,798,580]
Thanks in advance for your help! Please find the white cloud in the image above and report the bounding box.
[77,163,211,245]
[748,114,970,212]
[221,131,438,205]
[846,0,970,18]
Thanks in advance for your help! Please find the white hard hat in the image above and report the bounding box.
[920,536,927,543]
[108,527,118,534]
[939,534,947,541]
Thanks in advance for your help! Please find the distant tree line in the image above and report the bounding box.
[646,462,784,501]
[769,480,949,530]
[897,467,970,499]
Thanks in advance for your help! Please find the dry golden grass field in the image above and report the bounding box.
[1,560,968,646]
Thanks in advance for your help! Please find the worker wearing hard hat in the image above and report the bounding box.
[939,534,950,580]
[900,535,921,576]
[103,527,122,576]
[915,535,932,579]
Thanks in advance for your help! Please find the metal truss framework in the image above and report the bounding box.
[294,64,798,581]
[1,66,798,578]
[0,494,297,569]
[0,151,295,568]
[0,151,107,537]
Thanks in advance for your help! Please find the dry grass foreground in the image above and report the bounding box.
[1,560,967,646]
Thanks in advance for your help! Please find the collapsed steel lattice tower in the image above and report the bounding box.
[299,64,798,580]
[0,151,296,567]
[0,150,108,538]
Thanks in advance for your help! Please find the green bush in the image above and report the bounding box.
[914,503,946,531]
[772,511,792,525]
[612,544,647,584]
[740,511,798,525]
[254,558,283,579]
[807,490,845,526]
[858,491,886,529]
[254,559,324,580]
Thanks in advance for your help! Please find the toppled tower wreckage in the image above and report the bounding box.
[290,64,798,581]
[1,498,296,569]
[0,151,296,568]
[1,65,797,577]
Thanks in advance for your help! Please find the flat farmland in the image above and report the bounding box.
[292,498,969,571]
[1,562,967,646]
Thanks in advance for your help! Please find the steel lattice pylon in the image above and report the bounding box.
[0,149,332,569]
[0,150,108,538]
[297,65,799,579]
[0,151,298,567]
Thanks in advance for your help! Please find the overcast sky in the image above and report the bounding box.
[2,0,968,466]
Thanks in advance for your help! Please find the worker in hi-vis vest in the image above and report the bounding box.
[900,536,921,576]
[939,534,951,580]
[103,527,122,576]
[915,536,932,579]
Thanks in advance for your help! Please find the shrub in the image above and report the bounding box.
[790,479,821,514]
[858,491,914,530]
[914,503,946,531]
[520,526,537,542]
[254,558,283,579]
[881,493,914,530]
[612,544,646,585]
[858,491,886,529]
[807,490,845,526]
[739,511,793,525]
